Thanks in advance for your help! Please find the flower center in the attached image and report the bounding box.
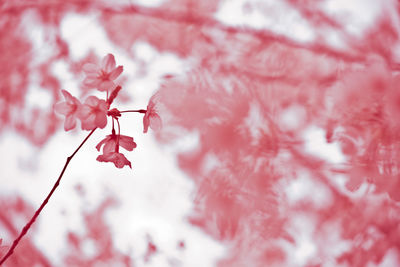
[99,70,110,81]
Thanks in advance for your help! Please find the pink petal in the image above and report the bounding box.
[143,114,150,133]
[54,102,71,115]
[147,93,159,110]
[96,152,131,169]
[64,114,77,131]
[77,104,91,119]
[102,54,116,73]
[149,113,162,131]
[103,139,116,154]
[72,97,81,107]
[147,101,155,111]
[83,63,99,73]
[96,136,110,151]
[98,99,108,111]
[85,72,100,79]
[97,153,112,163]
[85,96,100,107]
[119,135,137,151]
[115,153,132,169]
[109,66,123,80]
[95,112,107,129]
[98,80,115,92]
[61,89,74,103]
[81,114,96,130]
[83,78,100,88]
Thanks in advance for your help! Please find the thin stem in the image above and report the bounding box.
[116,119,121,153]
[120,109,146,114]
[112,118,115,135]
[0,128,97,265]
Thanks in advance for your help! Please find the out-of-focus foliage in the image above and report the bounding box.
[1,0,400,266]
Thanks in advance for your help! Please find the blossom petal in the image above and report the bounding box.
[81,114,96,130]
[96,136,111,151]
[143,114,150,133]
[77,104,91,119]
[98,80,115,92]
[149,113,162,131]
[54,102,71,115]
[61,89,75,103]
[102,54,116,73]
[119,135,137,151]
[103,139,116,154]
[64,114,76,131]
[82,63,99,74]
[95,112,108,129]
[85,96,100,107]
[96,153,113,163]
[83,78,100,87]
[113,153,131,169]
[96,152,131,169]
[109,66,123,80]
[98,99,108,110]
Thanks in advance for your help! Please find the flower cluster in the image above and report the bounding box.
[54,54,161,169]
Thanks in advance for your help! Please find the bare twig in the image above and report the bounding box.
[0,128,97,265]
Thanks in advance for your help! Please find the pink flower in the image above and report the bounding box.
[143,95,162,133]
[96,133,137,154]
[78,96,108,130]
[54,90,81,131]
[83,54,123,92]
[96,152,132,169]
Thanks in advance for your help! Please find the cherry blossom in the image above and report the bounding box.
[54,89,81,131]
[82,54,123,92]
[78,96,108,130]
[96,133,137,154]
[143,95,162,133]
[96,152,132,169]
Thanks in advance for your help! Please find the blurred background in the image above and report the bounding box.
[1,0,400,266]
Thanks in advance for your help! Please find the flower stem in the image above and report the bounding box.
[116,119,121,153]
[120,109,146,114]
[0,128,97,265]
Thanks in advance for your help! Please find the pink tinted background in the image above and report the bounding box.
[1,0,400,266]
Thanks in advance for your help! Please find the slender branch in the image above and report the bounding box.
[0,128,97,265]
[120,109,146,114]
[116,119,121,153]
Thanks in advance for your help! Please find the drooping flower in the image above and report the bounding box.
[78,96,108,130]
[96,152,132,169]
[143,95,162,133]
[82,54,123,92]
[96,133,137,154]
[54,89,81,131]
